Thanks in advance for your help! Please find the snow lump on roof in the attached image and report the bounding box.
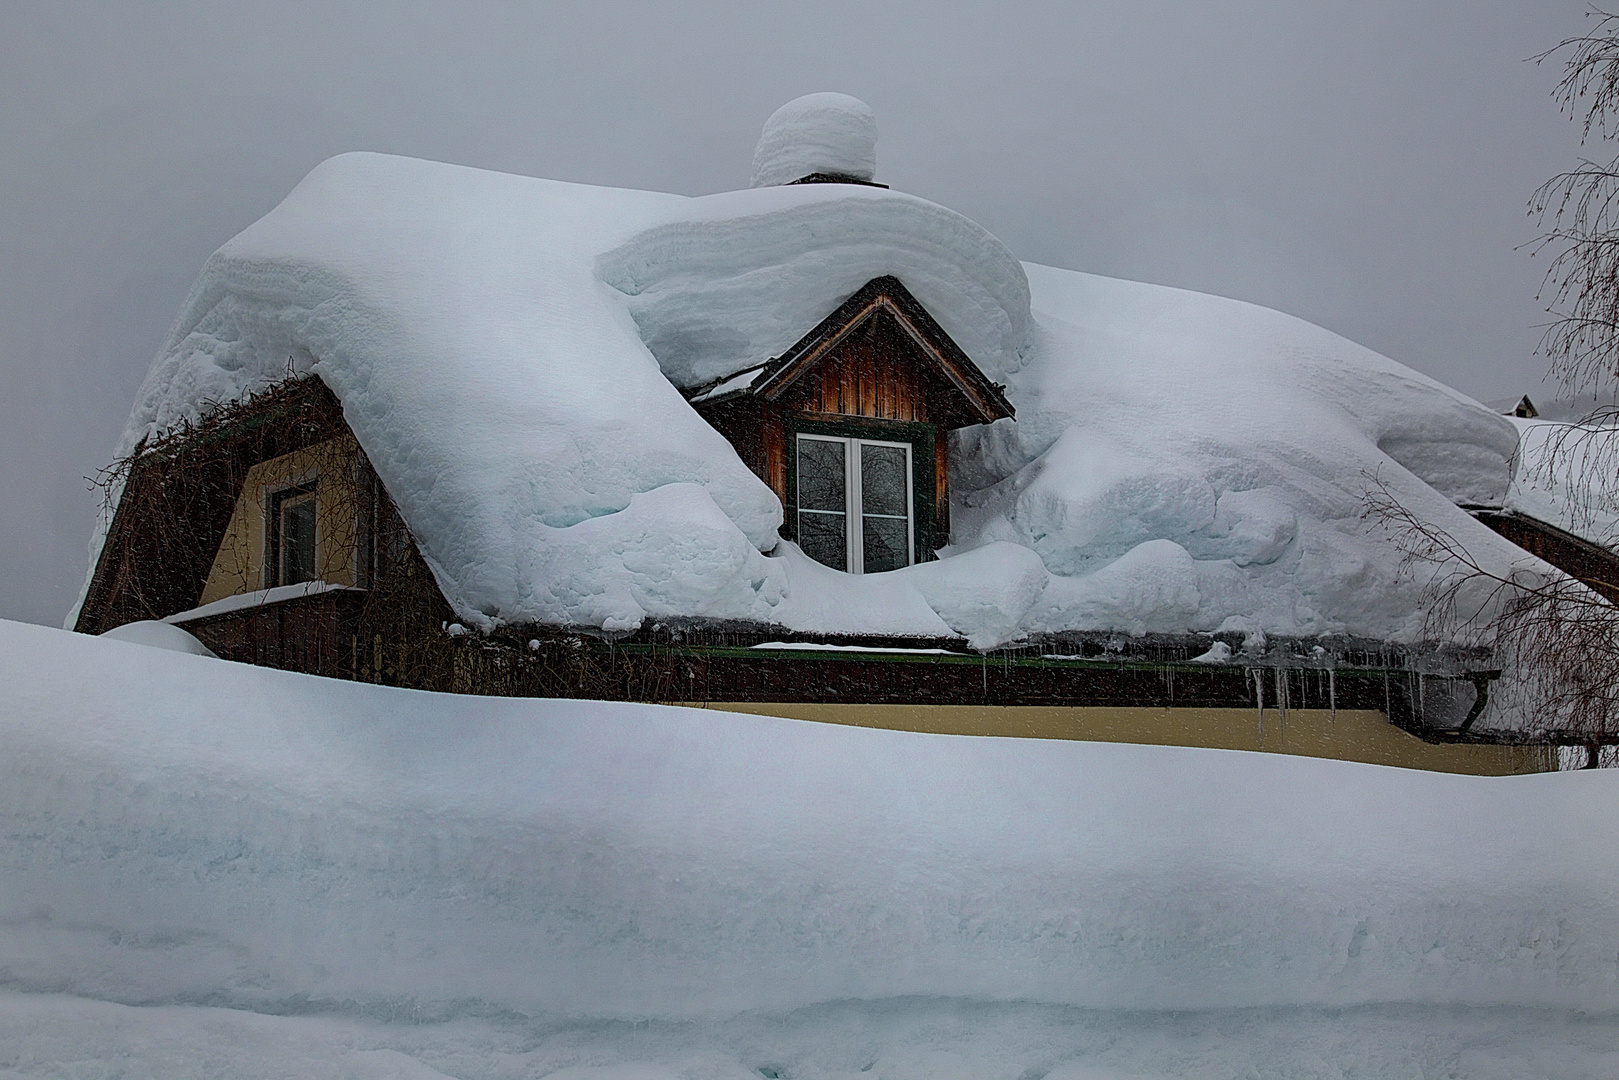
[750,92,878,187]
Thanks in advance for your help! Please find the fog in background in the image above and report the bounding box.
[0,1,1594,626]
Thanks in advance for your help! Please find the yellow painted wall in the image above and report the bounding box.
[199,437,364,604]
[680,701,1551,775]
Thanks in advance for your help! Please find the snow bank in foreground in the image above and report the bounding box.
[8,992,1619,1080]
[3,619,1616,1025]
[77,153,1526,647]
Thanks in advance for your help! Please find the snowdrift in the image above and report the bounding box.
[3,618,1616,1023]
[76,152,1526,647]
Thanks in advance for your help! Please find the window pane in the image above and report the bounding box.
[798,511,847,571]
[862,515,909,573]
[796,436,846,512]
[860,443,908,517]
[281,496,317,585]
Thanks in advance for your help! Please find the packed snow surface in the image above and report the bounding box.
[3,619,1618,1076]
[78,151,1528,646]
[750,92,878,187]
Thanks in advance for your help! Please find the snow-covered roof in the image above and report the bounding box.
[1505,415,1619,550]
[77,147,1530,648]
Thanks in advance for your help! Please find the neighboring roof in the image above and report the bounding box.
[1505,414,1619,551]
[74,151,1530,652]
[683,275,1014,425]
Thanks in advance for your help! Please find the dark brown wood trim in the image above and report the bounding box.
[1472,509,1619,603]
[751,277,1014,426]
[786,172,889,189]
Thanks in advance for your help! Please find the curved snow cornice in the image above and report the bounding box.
[598,183,1031,388]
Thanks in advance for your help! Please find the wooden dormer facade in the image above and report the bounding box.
[686,276,1013,572]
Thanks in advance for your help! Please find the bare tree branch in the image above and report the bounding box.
[1365,474,1619,746]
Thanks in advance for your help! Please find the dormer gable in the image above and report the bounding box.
[686,276,1013,427]
[687,277,1013,573]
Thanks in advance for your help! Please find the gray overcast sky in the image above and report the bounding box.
[0,0,1596,626]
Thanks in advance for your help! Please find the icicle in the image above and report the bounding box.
[1328,667,1336,722]
[1253,667,1264,735]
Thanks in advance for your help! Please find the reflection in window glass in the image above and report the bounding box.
[862,515,909,574]
[797,437,846,511]
[274,488,317,587]
[798,510,847,570]
[861,444,908,517]
[795,433,913,574]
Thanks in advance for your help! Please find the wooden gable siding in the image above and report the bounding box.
[752,277,1013,428]
[786,311,929,422]
[699,309,954,543]
[780,311,953,542]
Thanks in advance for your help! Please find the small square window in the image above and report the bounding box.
[268,484,317,587]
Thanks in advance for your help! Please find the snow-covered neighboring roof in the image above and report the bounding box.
[1506,415,1619,550]
[75,149,1530,648]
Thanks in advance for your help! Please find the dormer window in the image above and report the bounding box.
[686,276,1013,574]
[795,432,914,573]
[268,483,317,587]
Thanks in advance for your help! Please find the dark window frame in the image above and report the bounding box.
[266,481,318,589]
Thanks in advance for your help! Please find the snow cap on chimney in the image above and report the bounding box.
[750,93,878,188]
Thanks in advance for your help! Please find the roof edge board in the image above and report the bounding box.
[756,294,891,401]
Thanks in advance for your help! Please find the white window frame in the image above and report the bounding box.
[796,433,915,574]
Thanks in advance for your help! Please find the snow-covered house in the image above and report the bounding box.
[73,94,1558,773]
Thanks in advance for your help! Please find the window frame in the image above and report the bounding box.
[785,415,937,572]
[265,480,319,589]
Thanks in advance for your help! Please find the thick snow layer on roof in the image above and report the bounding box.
[948,266,1525,644]
[77,152,1527,646]
[4,620,1616,1031]
[596,181,1030,389]
[750,92,878,187]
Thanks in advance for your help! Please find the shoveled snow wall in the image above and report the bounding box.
[73,152,1530,651]
[3,619,1615,1021]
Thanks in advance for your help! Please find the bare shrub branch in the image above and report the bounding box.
[1531,10,1619,399]
[1365,475,1619,745]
